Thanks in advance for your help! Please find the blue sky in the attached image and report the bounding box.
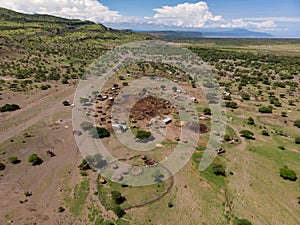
[100,0,300,19]
[1,0,299,37]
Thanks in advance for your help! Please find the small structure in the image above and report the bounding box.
[112,123,128,132]
[111,164,119,170]
[140,155,147,160]
[163,117,172,124]
[99,177,107,184]
[112,174,123,181]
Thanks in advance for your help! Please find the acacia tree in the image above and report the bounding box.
[28,154,43,166]
[240,130,255,139]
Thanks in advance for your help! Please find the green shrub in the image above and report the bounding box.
[40,84,51,90]
[168,202,174,208]
[295,137,300,144]
[62,100,70,106]
[58,206,65,212]
[212,163,226,176]
[111,205,125,218]
[225,101,238,109]
[78,159,91,171]
[8,156,21,164]
[136,130,151,140]
[111,191,126,204]
[279,168,297,181]
[241,93,250,100]
[203,107,211,115]
[24,191,32,197]
[223,134,231,142]
[294,120,300,128]
[262,130,269,136]
[28,154,43,166]
[0,104,20,112]
[89,127,110,139]
[247,117,255,125]
[235,218,252,225]
[0,162,5,171]
[259,106,272,113]
[240,130,254,139]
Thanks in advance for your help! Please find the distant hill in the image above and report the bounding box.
[142,28,272,40]
[0,7,149,54]
[203,29,273,38]
[0,7,149,84]
[142,31,203,39]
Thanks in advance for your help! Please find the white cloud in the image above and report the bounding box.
[0,0,124,23]
[0,0,280,31]
[244,17,300,23]
[150,2,222,28]
[220,19,277,30]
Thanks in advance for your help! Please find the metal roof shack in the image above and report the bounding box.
[163,117,172,124]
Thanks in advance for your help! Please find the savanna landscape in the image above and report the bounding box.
[0,6,300,225]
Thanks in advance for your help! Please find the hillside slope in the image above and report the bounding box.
[0,7,149,88]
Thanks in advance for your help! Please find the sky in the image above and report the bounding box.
[1,0,299,37]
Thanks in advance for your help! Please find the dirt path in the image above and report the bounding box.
[0,86,76,143]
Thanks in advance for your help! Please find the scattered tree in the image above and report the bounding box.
[62,100,70,106]
[203,107,211,115]
[294,120,300,128]
[225,101,238,109]
[78,159,91,171]
[136,130,151,140]
[58,206,65,213]
[118,76,125,80]
[247,117,255,125]
[111,191,126,204]
[0,104,20,112]
[235,218,252,225]
[0,162,5,171]
[241,93,250,100]
[223,134,231,142]
[212,163,226,176]
[24,191,32,197]
[89,127,110,139]
[28,154,43,166]
[279,168,297,181]
[281,112,287,117]
[168,202,174,208]
[262,130,269,136]
[259,106,272,113]
[111,205,125,218]
[8,156,21,164]
[240,130,255,139]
